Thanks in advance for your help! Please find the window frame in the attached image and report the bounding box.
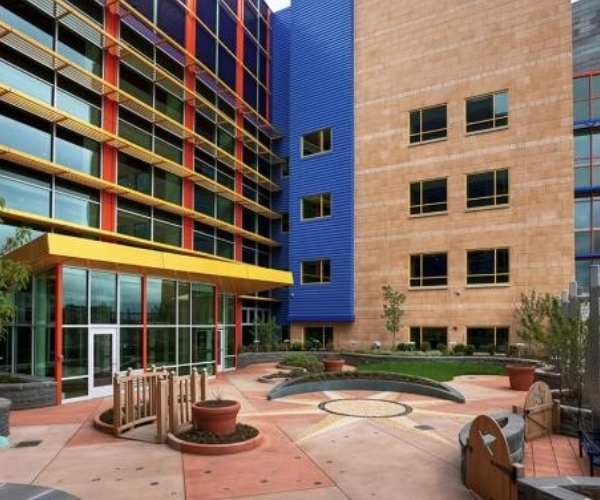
[301,193,331,220]
[301,128,332,158]
[409,252,448,288]
[466,168,509,210]
[409,103,448,144]
[465,90,509,133]
[301,259,331,284]
[409,177,448,216]
[466,248,510,286]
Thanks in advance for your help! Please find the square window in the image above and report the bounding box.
[302,128,332,157]
[409,104,447,144]
[466,169,509,208]
[467,248,509,285]
[410,253,448,287]
[466,90,509,133]
[302,193,331,220]
[301,260,331,284]
[410,178,447,215]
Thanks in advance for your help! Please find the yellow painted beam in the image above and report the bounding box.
[8,234,293,295]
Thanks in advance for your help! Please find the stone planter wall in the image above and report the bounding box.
[0,375,56,409]
[518,477,600,499]
[0,398,11,437]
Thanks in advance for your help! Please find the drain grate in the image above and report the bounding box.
[414,425,434,431]
[15,440,42,448]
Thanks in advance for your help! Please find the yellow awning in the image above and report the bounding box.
[8,234,293,295]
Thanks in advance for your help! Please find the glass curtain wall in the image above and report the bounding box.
[60,267,216,400]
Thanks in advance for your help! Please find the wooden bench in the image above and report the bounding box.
[579,428,600,476]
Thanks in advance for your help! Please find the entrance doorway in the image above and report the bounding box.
[89,327,117,398]
[220,327,236,371]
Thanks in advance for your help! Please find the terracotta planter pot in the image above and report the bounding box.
[507,365,536,391]
[192,400,241,435]
[323,358,345,372]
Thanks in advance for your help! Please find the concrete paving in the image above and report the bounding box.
[0,363,589,499]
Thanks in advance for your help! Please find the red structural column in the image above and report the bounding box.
[183,0,198,250]
[54,264,64,404]
[142,276,148,371]
[102,0,120,233]
[265,9,271,121]
[233,0,247,359]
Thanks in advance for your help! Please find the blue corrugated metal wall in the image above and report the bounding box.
[273,0,355,323]
[271,8,290,324]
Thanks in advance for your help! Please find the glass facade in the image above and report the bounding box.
[575,73,600,294]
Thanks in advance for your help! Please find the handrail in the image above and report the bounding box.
[0,20,281,192]
[116,0,275,134]
[0,144,280,247]
[51,0,281,154]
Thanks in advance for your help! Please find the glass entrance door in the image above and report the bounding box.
[220,327,236,371]
[89,328,117,398]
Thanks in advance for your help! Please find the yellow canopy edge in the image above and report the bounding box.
[8,234,293,295]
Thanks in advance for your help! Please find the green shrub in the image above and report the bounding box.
[291,342,304,351]
[421,341,431,352]
[397,343,408,351]
[464,344,475,356]
[437,343,447,354]
[282,353,322,372]
[453,343,465,355]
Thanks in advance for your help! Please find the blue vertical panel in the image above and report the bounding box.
[271,8,291,325]
[287,0,355,322]
[128,0,153,22]
[157,0,186,46]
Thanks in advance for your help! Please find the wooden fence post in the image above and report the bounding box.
[190,368,199,404]
[113,374,121,436]
[201,368,207,401]
[156,379,168,444]
[168,371,178,433]
[553,399,561,433]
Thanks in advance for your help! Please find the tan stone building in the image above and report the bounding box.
[347,0,574,351]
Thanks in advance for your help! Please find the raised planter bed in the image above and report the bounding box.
[167,425,262,455]
[0,375,56,409]
[0,398,10,437]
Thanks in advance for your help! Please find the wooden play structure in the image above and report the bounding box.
[112,367,208,443]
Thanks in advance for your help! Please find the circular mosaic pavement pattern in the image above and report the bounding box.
[318,399,412,418]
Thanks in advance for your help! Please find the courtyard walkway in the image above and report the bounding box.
[0,363,589,499]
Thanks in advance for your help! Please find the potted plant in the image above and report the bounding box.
[322,355,345,372]
[191,388,241,436]
[506,364,537,391]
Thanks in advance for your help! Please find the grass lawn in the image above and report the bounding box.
[356,361,508,382]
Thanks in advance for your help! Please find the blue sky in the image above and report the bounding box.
[265,0,290,11]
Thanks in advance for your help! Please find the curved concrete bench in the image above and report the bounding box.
[268,373,465,403]
[459,411,525,484]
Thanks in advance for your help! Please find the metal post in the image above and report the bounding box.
[585,266,600,430]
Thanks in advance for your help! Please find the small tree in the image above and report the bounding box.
[515,290,552,357]
[250,317,282,348]
[0,199,31,341]
[515,290,588,401]
[381,284,406,349]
